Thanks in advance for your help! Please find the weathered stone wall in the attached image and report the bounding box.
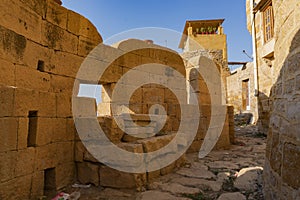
[0,0,102,199]
[246,0,275,134]
[182,50,233,150]
[227,63,258,122]
[77,40,233,190]
[263,0,300,199]
[78,40,189,190]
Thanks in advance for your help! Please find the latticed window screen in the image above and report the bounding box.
[263,4,274,42]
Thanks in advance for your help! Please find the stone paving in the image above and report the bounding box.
[65,125,266,200]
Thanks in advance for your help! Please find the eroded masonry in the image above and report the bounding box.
[1,0,299,200]
[0,0,233,199]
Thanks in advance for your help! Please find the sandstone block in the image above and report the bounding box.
[67,10,102,42]
[97,103,111,116]
[0,26,27,64]
[55,163,75,190]
[77,162,99,186]
[17,117,29,150]
[160,162,176,175]
[107,128,124,143]
[0,151,17,183]
[187,140,203,153]
[19,0,47,18]
[117,143,144,153]
[35,143,57,170]
[74,141,85,162]
[41,21,78,54]
[15,148,35,177]
[47,51,84,78]
[38,91,56,117]
[100,165,146,189]
[0,58,15,86]
[15,65,50,91]
[56,93,72,117]
[0,118,18,152]
[164,89,180,104]
[282,142,300,188]
[143,88,165,103]
[147,170,161,182]
[0,0,42,44]
[66,118,76,141]
[46,0,67,29]
[56,142,74,165]
[51,118,68,142]
[9,89,54,118]
[50,74,75,94]
[73,97,97,118]
[22,38,52,70]
[30,171,44,199]
[0,174,31,200]
[0,86,15,117]
[138,134,176,153]
[175,155,187,168]
[115,53,142,69]
[78,36,100,57]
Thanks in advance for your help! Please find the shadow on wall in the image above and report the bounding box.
[264,28,300,199]
[256,91,270,134]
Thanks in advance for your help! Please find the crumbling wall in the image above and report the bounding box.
[77,40,188,190]
[263,0,300,199]
[182,50,233,150]
[76,40,233,190]
[0,0,102,199]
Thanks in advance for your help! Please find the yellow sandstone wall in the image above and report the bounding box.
[0,0,102,199]
[246,0,275,133]
[263,0,300,199]
[226,63,258,121]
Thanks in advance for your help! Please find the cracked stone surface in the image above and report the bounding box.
[64,125,265,200]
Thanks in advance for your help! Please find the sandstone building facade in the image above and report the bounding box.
[246,0,300,199]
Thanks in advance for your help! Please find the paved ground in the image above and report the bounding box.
[64,125,266,200]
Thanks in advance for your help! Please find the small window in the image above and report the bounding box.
[263,3,274,43]
[37,60,45,72]
[27,111,38,147]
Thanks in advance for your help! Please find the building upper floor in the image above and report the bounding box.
[179,19,228,61]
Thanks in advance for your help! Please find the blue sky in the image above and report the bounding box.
[63,0,253,102]
[63,0,253,63]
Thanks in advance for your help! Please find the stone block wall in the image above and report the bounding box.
[182,50,233,152]
[0,0,102,199]
[0,0,235,197]
[76,39,233,190]
[246,0,275,134]
[78,40,189,190]
[263,0,300,199]
[226,63,258,122]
